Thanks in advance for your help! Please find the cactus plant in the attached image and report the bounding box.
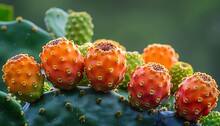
[0,17,52,92]
[0,6,218,126]
[0,91,27,126]
[44,8,68,37]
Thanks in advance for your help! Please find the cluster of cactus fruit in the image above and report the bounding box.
[0,7,220,126]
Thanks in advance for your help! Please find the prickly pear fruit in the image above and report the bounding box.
[199,111,220,126]
[40,37,84,90]
[174,72,219,122]
[84,40,127,92]
[2,54,44,102]
[118,51,143,90]
[65,11,94,45]
[128,62,172,111]
[142,43,179,70]
[78,42,92,57]
[169,61,194,94]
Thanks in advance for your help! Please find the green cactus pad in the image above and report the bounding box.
[199,111,220,126]
[159,95,175,111]
[169,61,194,94]
[24,86,199,126]
[0,18,52,92]
[0,4,13,21]
[0,91,27,126]
[118,51,144,90]
[65,11,94,45]
[44,8,68,37]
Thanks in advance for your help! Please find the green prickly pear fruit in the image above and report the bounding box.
[169,61,194,94]
[199,111,220,126]
[65,11,94,45]
[78,42,93,57]
[118,51,143,90]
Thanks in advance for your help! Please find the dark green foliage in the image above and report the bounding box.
[44,8,68,37]
[0,18,52,92]
[0,91,27,126]
[24,86,199,126]
[0,4,13,21]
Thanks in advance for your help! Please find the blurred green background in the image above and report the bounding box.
[1,0,220,86]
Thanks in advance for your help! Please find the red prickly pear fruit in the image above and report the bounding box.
[128,62,172,111]
[174,72,219,122]
[40,37,84,90]
[2,54,44,102]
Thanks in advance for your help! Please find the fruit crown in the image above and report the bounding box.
[93,41,117,52]
[147,62,168,73]
[46,37,68,46]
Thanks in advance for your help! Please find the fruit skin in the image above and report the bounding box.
[65,11,94,45]
[84,40,127,92]
[24,86,199,126]
[0,18,52,92]
[169,61,194,94]
[118,51,144,90]
[199,111,220,126]
[44,7,68,37]
[174,72,219,122]
[40,37,84,90]
[2,54,44,102]
[142,43,179,70]
[0,91,27,126]
[128,62,172,111]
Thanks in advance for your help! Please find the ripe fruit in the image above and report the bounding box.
[128,62,172,111]
[118,51,144,90]
[2,54,44,102]
[142,43,179,70]
[174,72,219,122]
[169,61,194,94]
[84,40,127,92]
[40,37,84,90]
